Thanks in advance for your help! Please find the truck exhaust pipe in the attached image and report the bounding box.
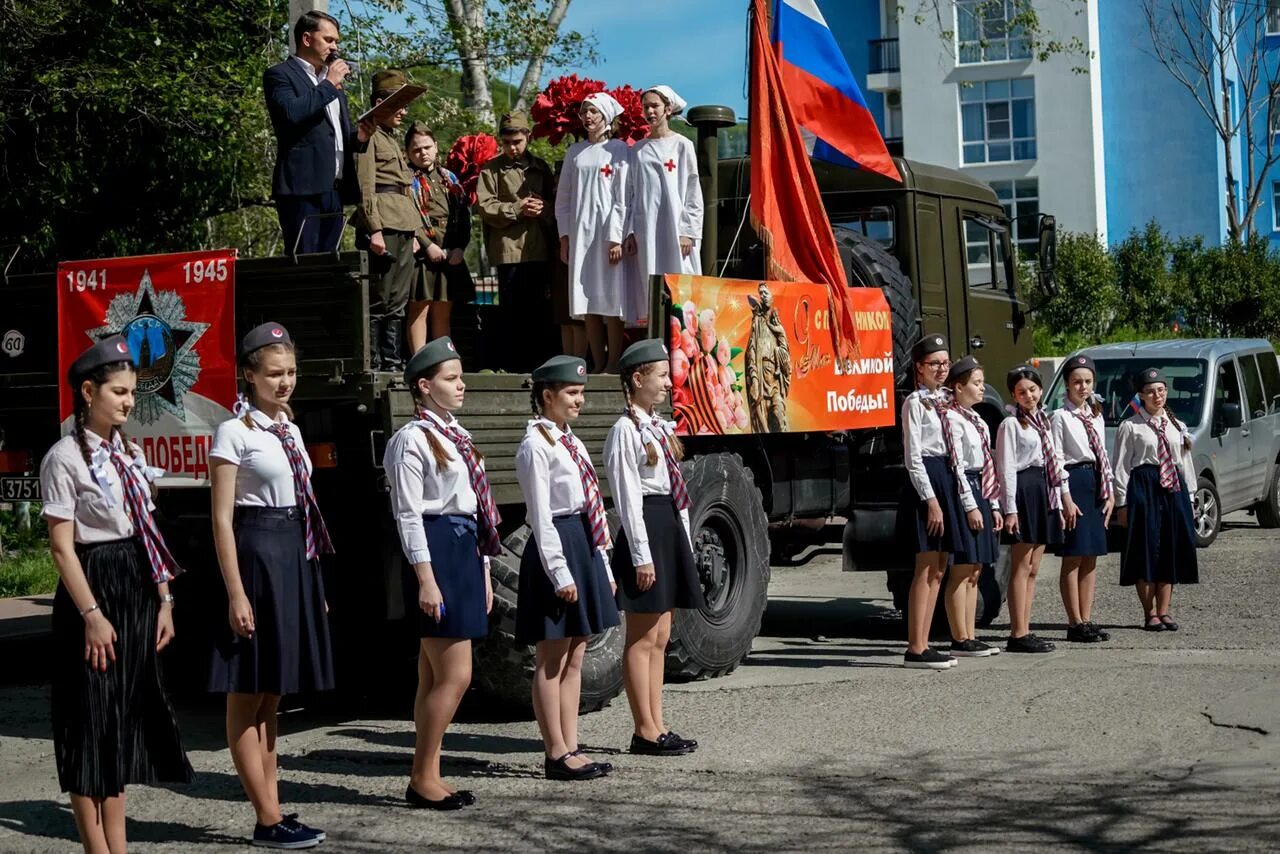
[686,105,736,273]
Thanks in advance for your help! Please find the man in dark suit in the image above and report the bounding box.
[264,10,371,255]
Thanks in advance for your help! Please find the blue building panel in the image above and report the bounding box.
[817,0,886,131]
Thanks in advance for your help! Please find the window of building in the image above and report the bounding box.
[960,78,1036,164]
[989,178,1039,258]
[964,215,1010,289]
[1271,93,1280,138]
[1273,182,1280,232]
[957,0,1032,64]
[1268,0,1280,35]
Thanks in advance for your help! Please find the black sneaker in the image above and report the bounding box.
[281,815,324,843]
[1066,624,1101,643]
[950,639,996,657]
[903,648,956,669]
[252,820,322,849]
[1007,634,1056,653]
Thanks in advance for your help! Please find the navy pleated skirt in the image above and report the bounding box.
[401,514,489,639]
[612,495,706,614]
[1002,466,1064,548]
[51,538,193,797]
[207,506,335,695]
[952,472,1000,566]
[1058,463,1110,557]
[1120,465,1199,585]
[898,455,966,554]
[516,513,621,645]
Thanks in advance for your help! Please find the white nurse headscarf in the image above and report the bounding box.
[582,92,624,125]
[643,85,687,116]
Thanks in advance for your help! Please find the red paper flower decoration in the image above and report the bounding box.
[608,84,650,146]
[531,73,607,145]
[445,133,499,206]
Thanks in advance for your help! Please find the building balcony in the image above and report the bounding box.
[866,38,901,92]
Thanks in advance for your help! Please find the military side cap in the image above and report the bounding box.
[1006,364,1043,393]
[946,355,982,385]
[1135,367,1168,390]
[499,111,531,134]
[1065,354,1097,377]
[372,69,407,96]
[405,337,461,385]
[532,355,588,384]
[911,334,948,362]
[239,322,292,360]
[618,339,669,372]
[68,335,134,382]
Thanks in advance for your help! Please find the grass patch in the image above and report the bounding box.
[0,549,59,598]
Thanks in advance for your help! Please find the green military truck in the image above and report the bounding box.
[0,104,1051,708]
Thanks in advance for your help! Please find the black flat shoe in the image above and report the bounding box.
[1143,617,1166,632]
[405,784,467,810]
[630,732,694,756]
[1084,621,1111,641]
[570,750,612,774]
[665,731,698,752]
[454,790,476,806]
[1158,614,1179,632]
[544,753,604,781]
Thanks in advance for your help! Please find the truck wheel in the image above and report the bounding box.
[666,453,771,680]
[472,525,625,713]
[1254,464,1280,528]
[833,227,920,391]
[1193,475,1221,548]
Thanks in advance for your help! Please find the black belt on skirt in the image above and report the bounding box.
[375,183,410,195]
[1065,461,1096,471]
[552,512,586,521]
[74,535,142,558]
[965,469,982,477]
[234,506,303,523]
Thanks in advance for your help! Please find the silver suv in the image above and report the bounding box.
[1045,339,1280,546]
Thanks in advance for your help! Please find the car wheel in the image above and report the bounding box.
[1193,476,1221,548]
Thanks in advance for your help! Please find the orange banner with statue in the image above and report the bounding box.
[664,275,896,436]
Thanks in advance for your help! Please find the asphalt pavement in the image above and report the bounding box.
[0,512,1276,852]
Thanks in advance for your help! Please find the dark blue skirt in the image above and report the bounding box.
[1120,465,1199,585]
[952,472,1000,566]
[401,514,489,640]
[207,506,335,695]
[1002,466,1064,548]
[898,455,966,554]
[1058,463,1109,557]
[613,494,706,614]
[516,513,621,644]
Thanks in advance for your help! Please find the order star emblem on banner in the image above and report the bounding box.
[85,269,209,425]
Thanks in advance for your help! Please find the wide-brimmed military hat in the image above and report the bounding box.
[1134,367,1168,390]
[618,339,669,372]
[404,337,461,386]
[532,355,588,385]
[68,335,134,382]
[239,322,293,360]
[911,334,948,363]
[1006,364,1043,393]
[945,355,982,385]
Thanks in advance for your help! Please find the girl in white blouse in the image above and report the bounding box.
[1050,355,1115,643]
[1113,367,1198,631]
[604,339,704,757]
[514,355,621,781]
[41,336,191,854]
[940,356,1003,658]
[384,337,496,811]
[997,366,1078,654]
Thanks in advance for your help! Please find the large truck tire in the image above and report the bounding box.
[472,525,625,714]
[886,548,1010,632]
[833,227,920,391]
[666,453,771,680]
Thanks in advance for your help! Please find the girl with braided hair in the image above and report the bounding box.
[604,339,704,756]
[40,336,191,853]
[996,365,1079,653]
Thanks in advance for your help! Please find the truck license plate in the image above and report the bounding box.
[0,476,41,501]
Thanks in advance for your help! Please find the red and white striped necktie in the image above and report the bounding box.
[558,433,611,550]
[1072,408,1114,501]
[1151,416,1181,492]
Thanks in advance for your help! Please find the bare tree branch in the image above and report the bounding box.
[513,0,570,112]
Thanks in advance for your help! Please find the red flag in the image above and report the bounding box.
[749,0,859,358]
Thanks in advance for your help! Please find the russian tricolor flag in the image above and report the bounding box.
[772,0,901,182]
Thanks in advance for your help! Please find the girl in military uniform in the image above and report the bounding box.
[383,338,495,810]
[940,355,1002,658]
[515,355,621,780]
[897,334,961,670]
[41,336,192,854]
[605,340,704,756]
[208,322,334,849]
[997,365,1077,653]
[1113,368,1198,631]
[406,124,473,351]
[1051,355,1115,643]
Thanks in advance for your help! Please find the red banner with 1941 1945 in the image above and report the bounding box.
[56,250,237,484]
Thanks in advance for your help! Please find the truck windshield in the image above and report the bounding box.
[1045,357,1208,428]
[831,206,894,249]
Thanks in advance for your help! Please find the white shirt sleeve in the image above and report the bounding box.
[902,396,934,501]
[554,144,577,239]
[608,143,627,245]
[948,412,977,513]
[209,419,245,465]
[39,451,77,522]
[515,440,574,591]
[1112,420,1134,506]
[1178,432,1197,491]
[604,422,651,567]
[996,417,1018,513]
[678,138,704,240]
[385,430,432,565]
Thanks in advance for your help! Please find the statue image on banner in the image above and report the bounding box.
[744,283,791,433]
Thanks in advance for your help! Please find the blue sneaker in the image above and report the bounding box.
[252,819,322,849]
[283,814,325,843]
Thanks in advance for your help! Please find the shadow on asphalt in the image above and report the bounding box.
[0,800,245,848]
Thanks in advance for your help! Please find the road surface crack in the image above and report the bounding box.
[1202,711,1270,736]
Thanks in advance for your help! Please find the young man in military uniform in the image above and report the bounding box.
[354,69,421,371]
[475,111,557,371]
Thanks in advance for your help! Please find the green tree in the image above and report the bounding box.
[1028,230,1118,353]
[1111,221,1183,333]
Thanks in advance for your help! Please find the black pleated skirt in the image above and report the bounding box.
[1002,466,1064,547]
[898,455,966,554]
[51,538,193,797]
[207,507,335,695]
[1057,463,1110,557]
[1120,465,1199,585]
[401,514,489,639]
[612,495,706,613]
[952,472,1000,566]
[516,514,621,645]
